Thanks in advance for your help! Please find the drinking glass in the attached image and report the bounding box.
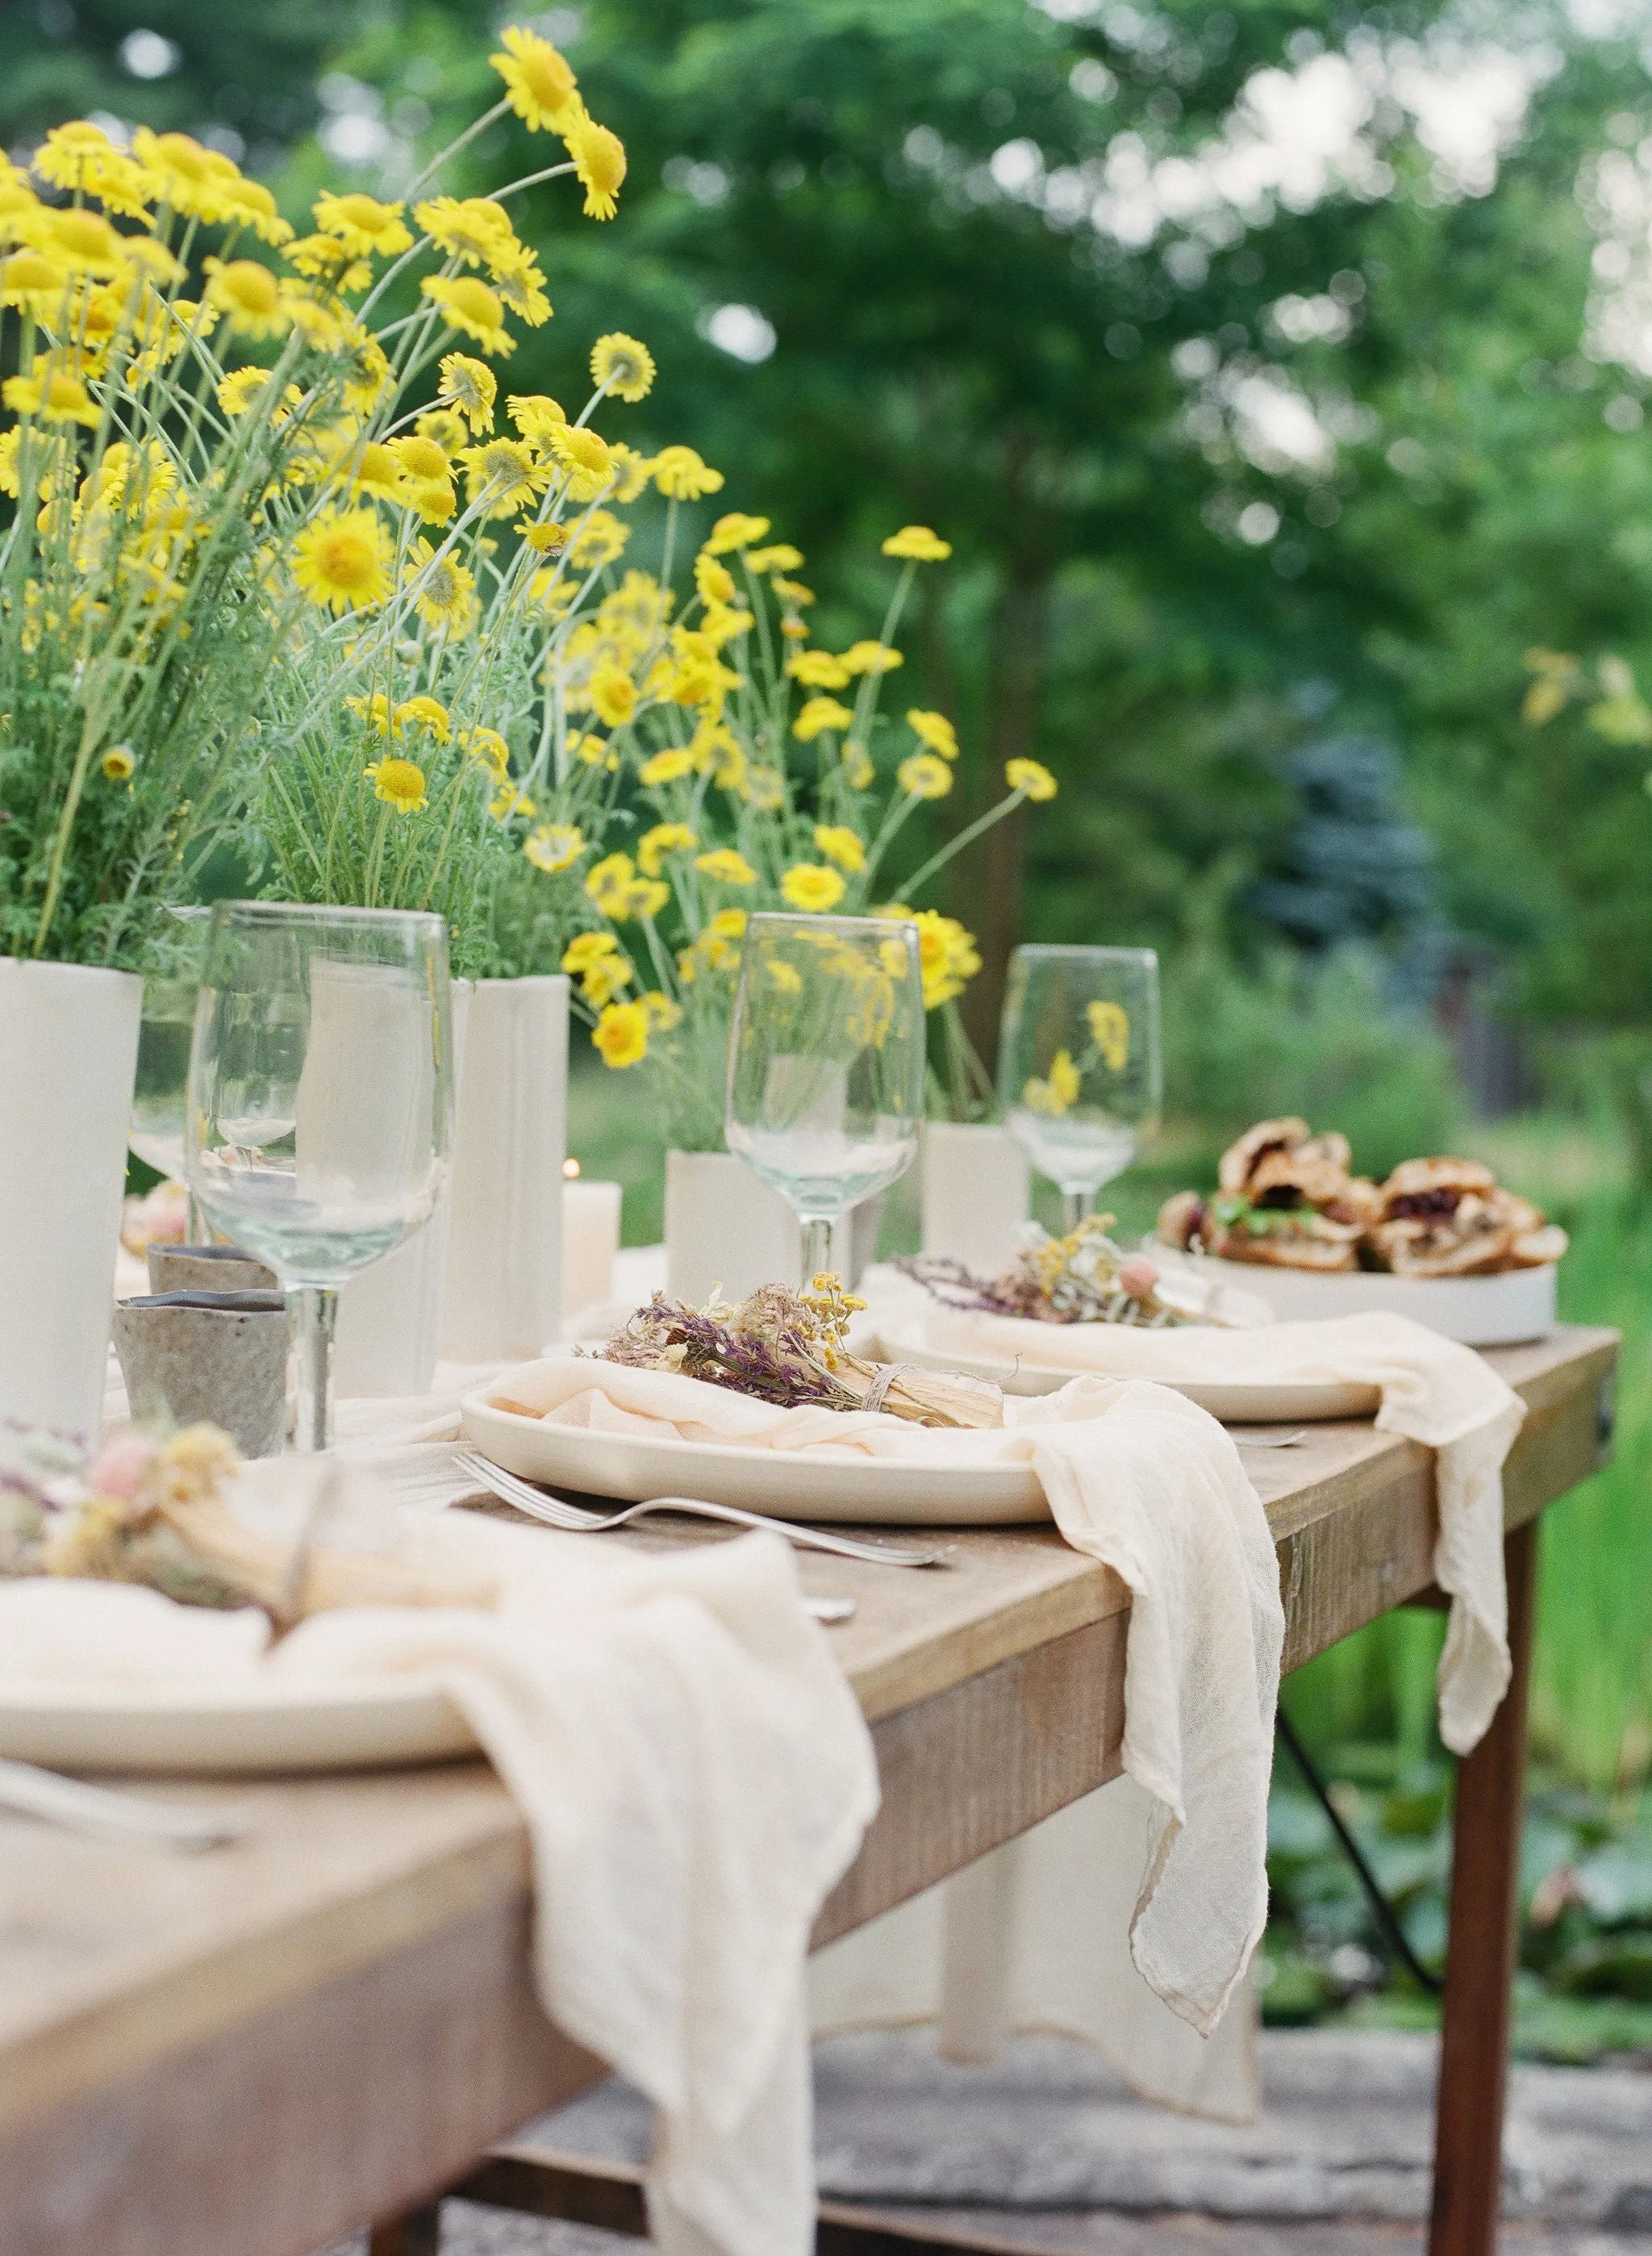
[185,902,454,1452]
[999,945,1161,1231]
[129,907,211,1189]
[726,912,926,1283]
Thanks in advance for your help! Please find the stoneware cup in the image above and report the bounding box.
[148,1243,278,1296]
[113,1291,289,1458]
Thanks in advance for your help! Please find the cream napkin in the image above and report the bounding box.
[482,1353,1285,2038]
[0,1502,878,2256]
[861,1270,1525,1757]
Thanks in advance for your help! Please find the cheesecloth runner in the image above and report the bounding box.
[1,1485,878,2256]
[860,1268,1526,1757]
[482,1353,1286,2045]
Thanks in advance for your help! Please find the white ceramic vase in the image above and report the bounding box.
[920,1120,1030,1276]
[665,1150,882,1304]
[440,976,567,1363]
[0,957,143,1439]
[332,979,471,1399]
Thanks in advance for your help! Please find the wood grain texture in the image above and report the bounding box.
[0,1326,1617,2256]
[1429,1518,1541,2256]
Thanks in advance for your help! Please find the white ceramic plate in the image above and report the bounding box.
[461,1389,1049,1525]
[0,1677,478,1775]
[876,1336,1379,1424]
[1154,1247,1557,1347]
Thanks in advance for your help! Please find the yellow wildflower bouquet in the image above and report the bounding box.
[0,23,628,969]
[552,512,1058,1146]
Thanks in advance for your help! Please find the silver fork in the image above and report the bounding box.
[0,1758,252,1851]
[453,1450,949,1568]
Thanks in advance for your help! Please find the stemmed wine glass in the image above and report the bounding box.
[999,945,1161,1233]
[185,902,454,1452]
[726,913,926,1283]
[129,907,211,1217]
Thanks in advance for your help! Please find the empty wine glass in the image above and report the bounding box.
[186,902,454,1452]
[129,907,211,1193]
[999,945,1161,1232]
[726,913,926,1283]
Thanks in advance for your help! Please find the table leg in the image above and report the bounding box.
[366,2203,442,2256]
[1429,1517,1539,2256]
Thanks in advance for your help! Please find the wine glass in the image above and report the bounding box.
[726,912,926,1284]
[186,902,454,1452]
[999,945,1161,1233]
[129,908,211,1193]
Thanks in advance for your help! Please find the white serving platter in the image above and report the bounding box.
[461,1389,1049,1525]
[0,1677,478,1775]
[1154,1247,1557,1347]
[874,1335,1379,1424]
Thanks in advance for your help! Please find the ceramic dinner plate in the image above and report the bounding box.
[461,1388,1050,1525]
[0,1677,478,1775]
[874,1336,1380,1424]
[1153,1247,1557,1347]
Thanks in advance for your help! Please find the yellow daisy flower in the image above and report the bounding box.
[1,249,69,312]
[414,194,517,269]
[292,507,392,612]
[438,353,496,435]
[586,852,637,914]
[693,550,736,608]
[695,847,757,885]
[393,695,451,742]
[365,756,428,814]
[416,406,469,456]
[899,752,953,800]
[745,543,803,572]
[590,664,637,728]
[2,361,98,427]
[130,128,242,222]
[1005,757,1058,801]
[461,727,511,779]
[638,746,695,786]
[549,422,612,499]
[386,433,453,483]
[491,25,582,133]
[39,205,127,277]
[491,249,553,328]
[638,821,697,877]
[525,823,586,874]
[313,191,412,258]
[572,732,614,767]
[841,640,903,675]
[457,435,545,519]
[562,112,627,220]
[344,441,406,503]
[345,691,394,737]
[773,576,814,606]
[642,991,683,1032]
[203,257,288,338]
[581,953,634,1007]
[568,510,629,568]
[421,274,514,356]
[216,365,272,417]
[100,745,136,783]
[403,540,478,637]
[225,180,294,246]
[882,524,952,562]
[282,234,373,292]
[651,444,723,500]
[562,931,620,974]
[780,863,847,913]
[814,825,866,873]
[507,391,567,444]
[794,696,853,742]
[339,332,393,413]
[787,650,851,690]
[592,1000,649,1069]
[912,911,981,1008]
[907,709,958,759]
[590,332,654,402]
[606,441,653,504]
[704,512,771,556]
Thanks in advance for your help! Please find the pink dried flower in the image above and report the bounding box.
[90,1431,158,1503]
[1117,1255,1160,1300]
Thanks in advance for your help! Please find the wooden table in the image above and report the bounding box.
[0,1326,1617,2256]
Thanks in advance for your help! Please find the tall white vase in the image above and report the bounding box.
[664,1150,879,1303]
[333,979,471,1399]
[0,957,143,1438]
[440,976,567,1362]
[920,1121,1030,1276]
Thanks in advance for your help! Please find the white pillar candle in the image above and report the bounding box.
[562,1178,622,1328]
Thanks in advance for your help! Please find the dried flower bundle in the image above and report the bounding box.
[0,1423,490,1620]
[899,1218,1220,1328]
[597,1274,1003,1427]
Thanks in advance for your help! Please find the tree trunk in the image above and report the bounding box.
[953,570,1053,1074]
